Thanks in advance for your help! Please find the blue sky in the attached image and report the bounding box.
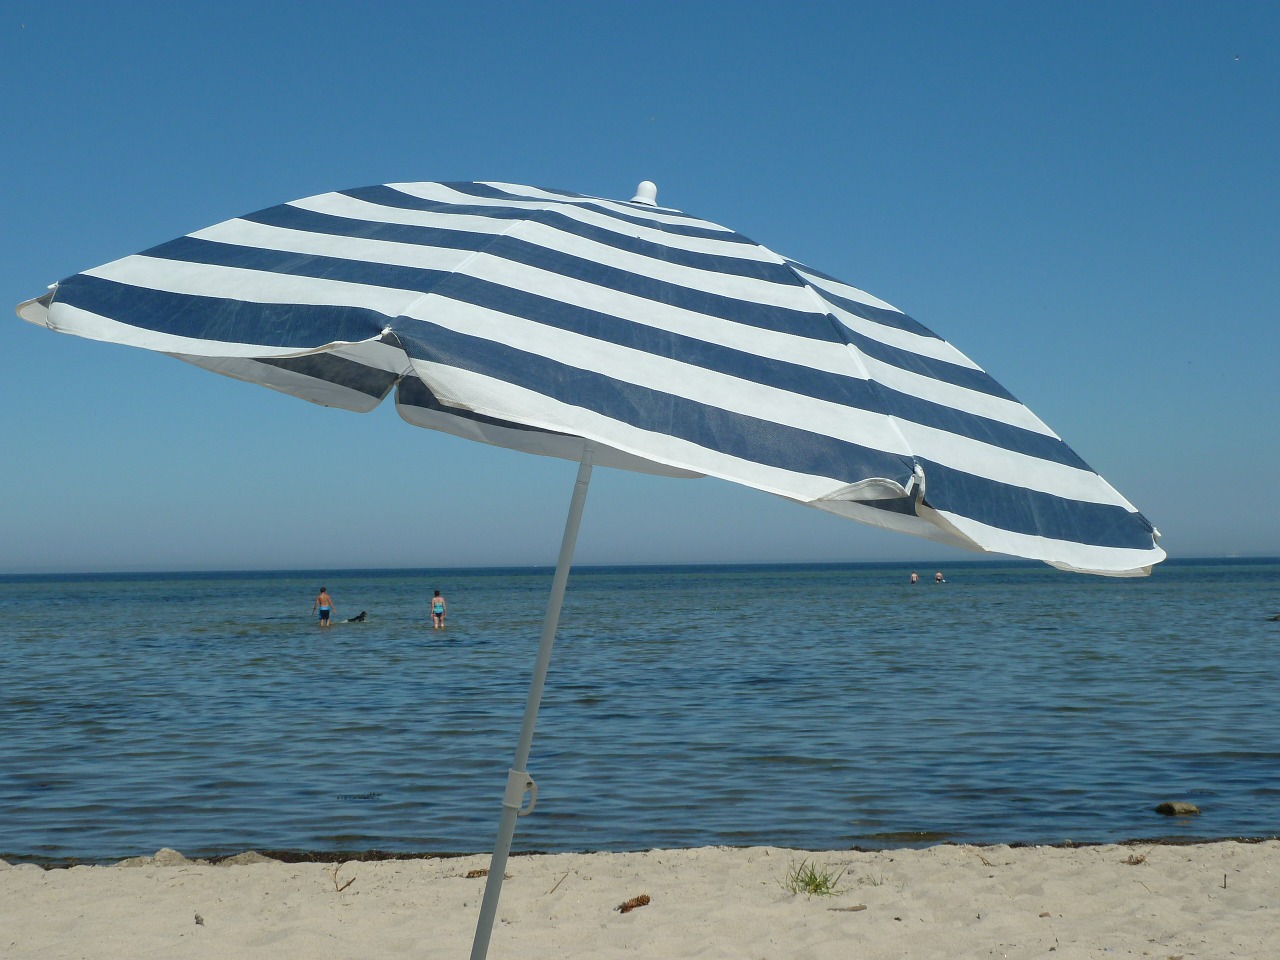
[2,1,1276,574]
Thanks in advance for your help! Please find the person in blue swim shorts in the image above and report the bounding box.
[313,586,335,627]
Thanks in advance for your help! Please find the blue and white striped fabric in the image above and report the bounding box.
[18,181,1163,575]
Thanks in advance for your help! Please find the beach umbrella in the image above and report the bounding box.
[17,180,1163,958]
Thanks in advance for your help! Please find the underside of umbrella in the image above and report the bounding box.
[17,180,1163,575]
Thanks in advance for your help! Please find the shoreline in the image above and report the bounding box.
[5,840,1277,958]
[9,833,1280,870]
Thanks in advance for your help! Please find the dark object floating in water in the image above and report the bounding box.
[346,611,367,622]
[1267,613,1280,621]
[1155,801,1201,816]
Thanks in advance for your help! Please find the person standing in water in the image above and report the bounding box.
[431,589,447,629]
[313,586,335,627]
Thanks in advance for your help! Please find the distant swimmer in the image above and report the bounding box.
[935,571,945,584]
[346,611,367,623]
[431,589,447,629]
[910,572,920,584]
[313,586,335,627]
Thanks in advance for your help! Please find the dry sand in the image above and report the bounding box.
[3,841,1276,959]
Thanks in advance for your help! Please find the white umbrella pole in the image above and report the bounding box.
[469,443,595,960]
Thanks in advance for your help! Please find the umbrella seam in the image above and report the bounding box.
[780,259,920,485]
[388,212,541,356]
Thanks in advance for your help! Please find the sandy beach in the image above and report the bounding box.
[3,840,1276,959]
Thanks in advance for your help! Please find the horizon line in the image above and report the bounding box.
[2,554,1274,580]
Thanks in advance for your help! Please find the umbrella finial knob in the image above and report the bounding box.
[630,181,658,205]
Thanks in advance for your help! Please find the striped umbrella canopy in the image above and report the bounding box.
[18,180,1163,959]
[18,179,1162,575]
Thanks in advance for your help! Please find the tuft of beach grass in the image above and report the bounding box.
[780,859,845,898]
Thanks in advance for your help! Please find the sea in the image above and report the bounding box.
[1,558,1277,865]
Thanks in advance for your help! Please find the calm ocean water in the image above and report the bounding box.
[1,559,1277,864]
